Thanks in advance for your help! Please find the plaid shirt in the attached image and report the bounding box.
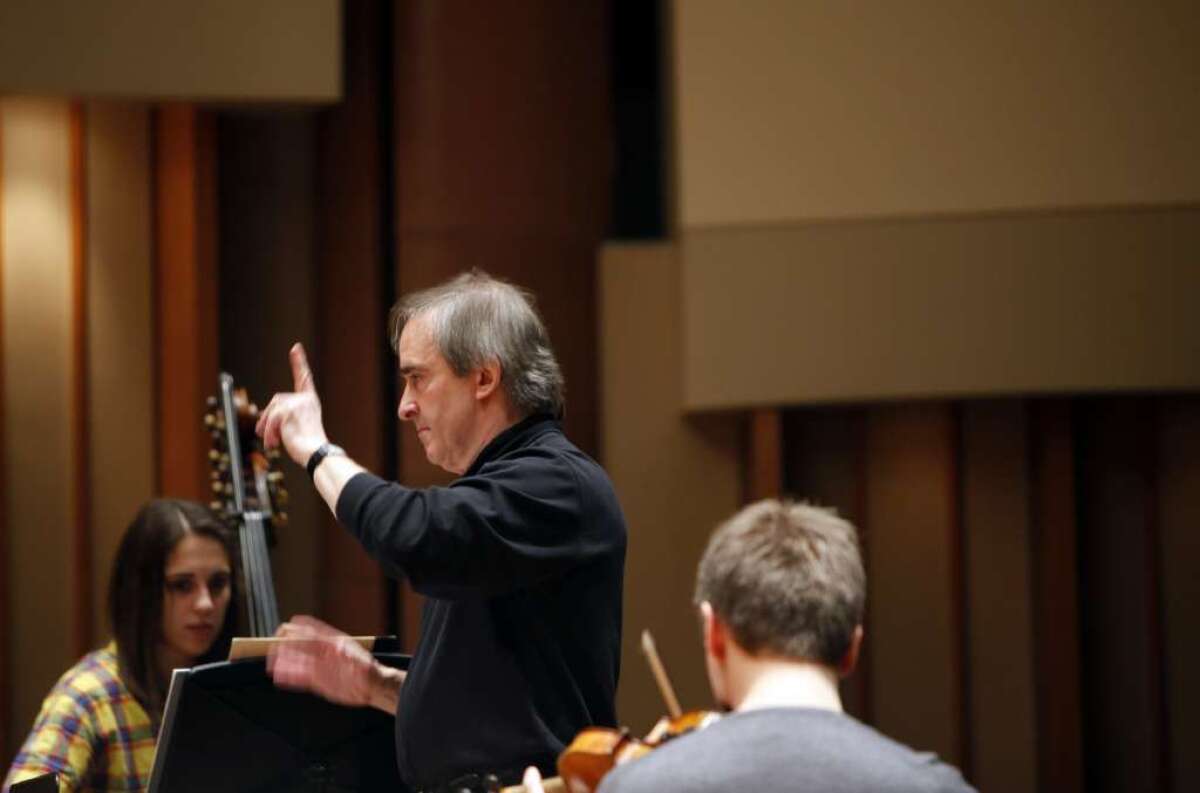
[4,642,156,792]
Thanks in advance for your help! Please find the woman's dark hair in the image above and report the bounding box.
[106,499,240,721]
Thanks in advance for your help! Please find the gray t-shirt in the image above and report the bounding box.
[597,708,976,793]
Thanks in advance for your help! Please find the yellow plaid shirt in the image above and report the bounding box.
[4,642,156,792]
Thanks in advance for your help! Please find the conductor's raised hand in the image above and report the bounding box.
[255,343,328,467]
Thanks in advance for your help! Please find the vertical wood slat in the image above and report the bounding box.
[0,95,8,767]
[154,105,218,500]
[1029,400,1084,793]
[780,408,872,722]
[960,402,1038,792]
[746,408,782,501]
[1075,399,1169,793]
[948,404,971,780]
[1159,398,1200,792]
[314,0,389,637]
[864,404,960,765]
[69,103,93,659]
[1145,401,1171,793]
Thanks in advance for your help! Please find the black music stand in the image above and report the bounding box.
[147,650,411,793]
[9,773,57,792]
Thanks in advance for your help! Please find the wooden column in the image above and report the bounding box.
[154,105,218,500]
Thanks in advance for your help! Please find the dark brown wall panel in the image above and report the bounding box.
[313,0,390,636]
[746,409,782,501]
[1159,397,1200,792]
[154,105,219,501]
[1029,400,1084,793]
[1076,399,1168,793]
[216,111,322,624]
[782,407,871,721]
[864,404,962,766]
[961,401,1037,791]
[391,1,611,648]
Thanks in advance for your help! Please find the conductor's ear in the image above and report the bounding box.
[475,361,502,400]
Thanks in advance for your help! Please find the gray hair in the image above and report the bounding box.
[695,499,866,665]
[388,270,565,417]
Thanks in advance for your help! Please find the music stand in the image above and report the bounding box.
[9,773,57,792]
[147,650,410,793]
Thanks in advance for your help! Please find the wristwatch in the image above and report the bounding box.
[306,442,346,479]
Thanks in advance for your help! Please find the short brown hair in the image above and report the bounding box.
[694,499,865,665]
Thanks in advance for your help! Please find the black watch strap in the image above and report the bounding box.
[306,442,345,479]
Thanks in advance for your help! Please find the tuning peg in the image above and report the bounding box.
[266,447,281,461]
[209,500,222,513]
[274,512,288,528]
[267,471,284,484]
[206,395,218,408]
[211,480,223,494]
[275,489,289,507]
[203,413,216,428]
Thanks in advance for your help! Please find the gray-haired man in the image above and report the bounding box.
[256,271,627,792]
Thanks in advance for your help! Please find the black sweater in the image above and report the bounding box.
[336,415,626,789]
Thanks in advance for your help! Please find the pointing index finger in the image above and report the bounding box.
[290,343,315,393]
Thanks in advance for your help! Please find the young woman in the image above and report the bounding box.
[4,500,240,792]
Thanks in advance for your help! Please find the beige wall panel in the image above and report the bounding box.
[961,402,1037,790]
[1,98,75,758]
[600,243,742,732]
[673,1,1200,225]
[0,1,339,101]
[683,209,1200,409]
[85,103,155,641]
[865,404,959,764]
[1158,398,1200,792]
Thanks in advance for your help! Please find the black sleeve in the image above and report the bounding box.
[335,452,613,599]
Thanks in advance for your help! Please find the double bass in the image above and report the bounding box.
[204,372,289,636]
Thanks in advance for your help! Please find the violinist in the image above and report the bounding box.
[524,499,975,793]
[255,271,627,792]
[3,500,239,793]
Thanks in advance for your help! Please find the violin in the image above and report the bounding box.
[500,631,720,793]
[204,372,289,636]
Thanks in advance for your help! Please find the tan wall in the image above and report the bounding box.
[682,210,1200,410]
[1,101,158,763]
[674,1,1200,225]
[85,103,155,640]
[0,1,340,101]
[600,243,742,731]
[1,98,76,759]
